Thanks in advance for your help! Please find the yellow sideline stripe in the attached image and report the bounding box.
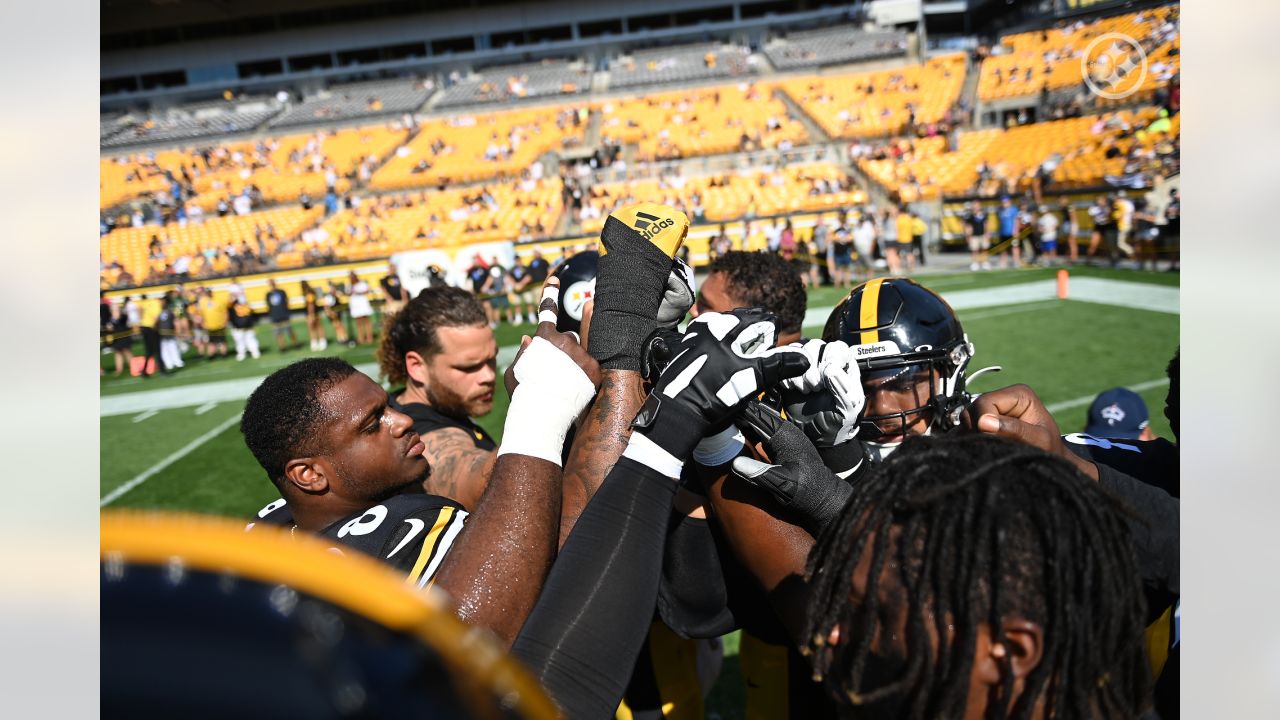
[407,506,456,586]
[859,277,885,345]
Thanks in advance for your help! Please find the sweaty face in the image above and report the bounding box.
[860,367,936,443]
[692,271,736,318]
[425,324,498,418]
[317,373,428,503]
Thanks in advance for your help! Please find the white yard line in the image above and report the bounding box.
[100,413,244,507]
[194,402,218,415]
[130,409,158,423]
[1046,378,1170,414]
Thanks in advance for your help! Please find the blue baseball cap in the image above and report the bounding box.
[1084,387,1150,439]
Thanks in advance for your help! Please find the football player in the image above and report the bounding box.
[241,283,601,647]
[813,276,998,462]
[692,250,808,346]
[375,286,499,511]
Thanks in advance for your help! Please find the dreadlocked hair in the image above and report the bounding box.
[801,433,1150,719]
[376,286,488,385]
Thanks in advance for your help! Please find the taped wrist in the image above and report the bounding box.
[589,206,689,371]
[498,337,597,466]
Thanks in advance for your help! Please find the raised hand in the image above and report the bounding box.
[631,308,809,461]
[589,202,691,372]
[499,277,602,467]
[732,401,854,535]
[777,339,866,448]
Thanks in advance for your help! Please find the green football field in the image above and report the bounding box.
[100,265,1177,717]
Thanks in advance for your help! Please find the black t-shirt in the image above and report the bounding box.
[1164,200,1180,236]
[381,275,405,301]
[467,266,488,294]
[965,209,988,235]
[248,492,467,588]
[228,301,256,329]
[265,288,290,322]
[528,257,550,283]
[389,391,497,451]
[157,307,175,332]
[508,264,529,287]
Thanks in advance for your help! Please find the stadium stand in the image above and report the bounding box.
[608,42,753,89]
[779,53,967,139]
[268,77,434,128]
[434,60,591,108]
[578,162,865,234]
[100,205,323,285]
[100,125,408,211]
[596,83,808,161]
[977,5,1179,101]
[101,98,283,148]
[307,178,564,263]
[763,26,907,70]
[858,107,1179,201]
[370,105,586,189]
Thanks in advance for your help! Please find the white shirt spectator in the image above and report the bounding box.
[1037,212,1060,240]
[233,194,252,216]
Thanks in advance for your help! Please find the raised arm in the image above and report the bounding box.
[513,308,808,718]
[558,203,694,547]
[432,283,601,647]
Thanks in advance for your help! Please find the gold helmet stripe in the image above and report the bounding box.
[859,278,886,345]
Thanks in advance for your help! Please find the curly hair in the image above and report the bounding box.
[707,251,807,335]
[376,286,489,385]
[803,433,1150,719]
[240,357,357,486]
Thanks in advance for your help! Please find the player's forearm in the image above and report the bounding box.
[557,369,645,547]
[431,453,562,648]
[512,455,679,718]
[704,469,815,642]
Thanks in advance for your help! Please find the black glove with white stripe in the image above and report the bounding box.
[732,400,855,535]
[631,308,810,461]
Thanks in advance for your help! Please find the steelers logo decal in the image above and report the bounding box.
[562,280,595,322]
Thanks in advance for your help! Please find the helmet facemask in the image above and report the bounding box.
[857,337,977,454]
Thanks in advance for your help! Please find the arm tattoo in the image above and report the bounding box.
[418,428,497,511]
[557,370,645,547]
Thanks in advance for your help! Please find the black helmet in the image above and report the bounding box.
[551,251,597,334]
[822,277,983,445]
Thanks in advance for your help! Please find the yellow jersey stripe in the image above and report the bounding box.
[859,278,885,345]
[740,631,790,720]
[407,506,455,585]
[1145,604,1174,679]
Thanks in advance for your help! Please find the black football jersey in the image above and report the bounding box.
[247,492,468,589]
[1062,434,1178,497]
[389,392,497,451]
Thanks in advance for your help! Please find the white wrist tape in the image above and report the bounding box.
[498,337,597,466]
[691,425,747,467]
[622,432,684,479]
[538,284,560,324]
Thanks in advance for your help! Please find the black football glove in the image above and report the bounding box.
[732,400,855,535]
[588,203,690,371]
[633,308,809,461]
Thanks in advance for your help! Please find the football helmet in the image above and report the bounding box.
[822,277,998,458]
[551,251,598,334]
